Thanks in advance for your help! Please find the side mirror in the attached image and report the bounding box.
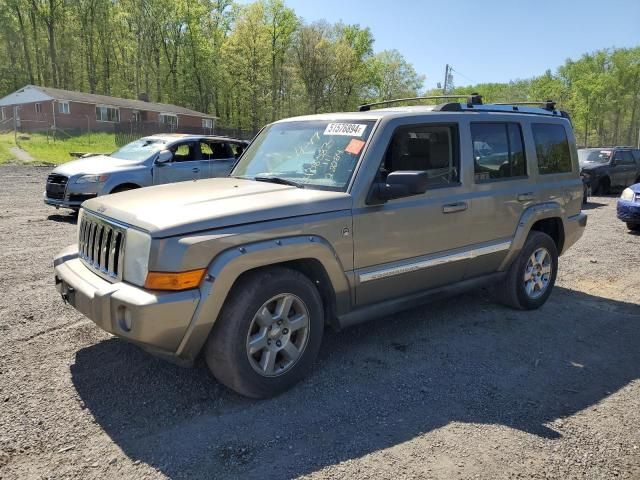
[155,150,173,164]
[367,171,429,205]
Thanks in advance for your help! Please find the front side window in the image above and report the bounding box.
[96,105,119,122]
[232,120,376,191]
[379,124,459,188]
[170,142,197,162]
[619,151,635,165]
[472,122,526,182]
[532,123,572,174]
[58,101,70,114]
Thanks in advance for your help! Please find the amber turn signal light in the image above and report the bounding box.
[144,269,206,291]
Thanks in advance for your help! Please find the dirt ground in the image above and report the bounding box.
[1,165,639,480]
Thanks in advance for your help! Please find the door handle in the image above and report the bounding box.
[442,202,468,214]
[517,192,534,202]
[192,168,200,173]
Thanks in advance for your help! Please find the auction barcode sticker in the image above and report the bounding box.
[324,123,367,137]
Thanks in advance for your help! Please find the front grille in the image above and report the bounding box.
[46,174,68,200]
[78,213,126,281]
[47,174,68,185]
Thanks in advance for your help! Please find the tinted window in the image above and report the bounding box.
[532,123,572,174]
[619,151,635,165]
[209,142,233,160]
[471,123,526,181]
[380,124,459,188]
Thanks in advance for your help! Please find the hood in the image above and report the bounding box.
[82,177,352,238]
[579,160,607,171]
[53,155,144,176]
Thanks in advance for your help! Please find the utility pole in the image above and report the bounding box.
[442,64,450,94]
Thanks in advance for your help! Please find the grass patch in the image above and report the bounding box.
[0,132,117,165]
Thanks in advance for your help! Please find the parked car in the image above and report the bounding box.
[53,95,587,398]
[578,146,640,195]
[44,134,249,210]
[617,183,640,231]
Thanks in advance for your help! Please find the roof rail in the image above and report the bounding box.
[494,100,556,111]
[357,93,482,112]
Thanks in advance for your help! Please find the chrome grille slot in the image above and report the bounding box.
[78,212,126,281]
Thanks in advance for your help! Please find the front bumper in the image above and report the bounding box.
[54,245,200,363]
[562,212,588,254]
[617,199,640,224]
[44,191,97,209]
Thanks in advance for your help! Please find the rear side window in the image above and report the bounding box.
[471,123,526,182]
[532,123,572,174]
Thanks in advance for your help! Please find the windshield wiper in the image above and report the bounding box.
[254,176,304,188]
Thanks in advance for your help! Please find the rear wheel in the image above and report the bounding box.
[627,222,640,232]
[493,231,558,310]
[205,266,324,398]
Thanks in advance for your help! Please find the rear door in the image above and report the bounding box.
[464,120,531,277]
[208,141,237,177]
[618,150,637,186]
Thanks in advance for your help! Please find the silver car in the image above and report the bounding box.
[44,134,249,210]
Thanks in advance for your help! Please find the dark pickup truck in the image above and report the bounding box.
[579,147,640,195]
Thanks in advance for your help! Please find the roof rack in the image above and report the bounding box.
[357,93,482,112]
[494,100,557,111]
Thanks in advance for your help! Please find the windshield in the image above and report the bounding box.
[110,138,168,161]
[232,120,376,191]
[578,149,611,164]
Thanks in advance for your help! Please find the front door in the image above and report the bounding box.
[153,141,203,184]
[353,123,470,306]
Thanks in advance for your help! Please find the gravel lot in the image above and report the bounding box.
[1,165,639,480]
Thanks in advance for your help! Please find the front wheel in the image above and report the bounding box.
[205,266,324,398]
[627,222,640,232]
[493,231,558,310]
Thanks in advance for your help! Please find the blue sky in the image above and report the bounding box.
[245,0,640,90]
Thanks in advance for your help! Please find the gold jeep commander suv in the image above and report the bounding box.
[54,95,587,398]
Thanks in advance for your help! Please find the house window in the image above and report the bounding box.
[0,107,5,121]
[35,103,42,114]
[58,101,70,114]
[131,111,140,122]
[96,105,120,122]
[202,118,213,129]
[159,113,178,128]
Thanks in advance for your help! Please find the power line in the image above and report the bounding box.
[450,66,475,85]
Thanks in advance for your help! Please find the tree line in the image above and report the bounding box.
[0,0,638,147]
[0,0,423,131]
[445,47,640,148]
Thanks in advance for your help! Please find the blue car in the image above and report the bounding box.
[617,183,640,232]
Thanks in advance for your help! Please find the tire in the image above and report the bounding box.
[594,177,610,195]
[493,231,558,310]
[110,184,138,194]
[627,223,640,232]
[205,266,324,398]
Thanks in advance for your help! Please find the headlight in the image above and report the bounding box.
[123,228,151,286]
[75,174,109,184]
[621,188,636,202]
